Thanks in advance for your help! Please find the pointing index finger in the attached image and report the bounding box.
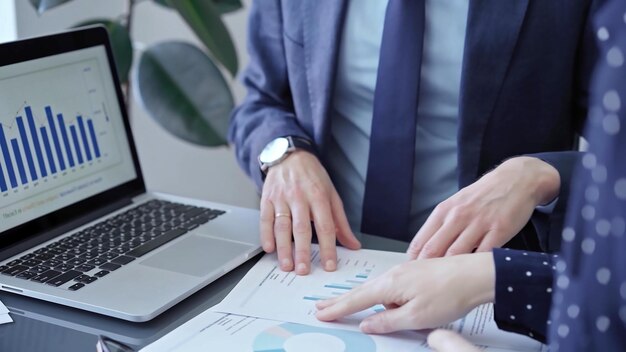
[315,282,383,322]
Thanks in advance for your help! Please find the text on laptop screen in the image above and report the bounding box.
[0,45,137,233]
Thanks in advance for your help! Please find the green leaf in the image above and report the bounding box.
[153,0,242,14]
[213,0,242,14]
[29,0,74,14]
[153,0,171,8]
[166,0,238,76]
[135,41,233,147]
[73,19,133,84]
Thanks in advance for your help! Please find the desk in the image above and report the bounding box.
[0,234,408,352]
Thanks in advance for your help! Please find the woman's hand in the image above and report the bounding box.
[315,252,495,334]
[408,157,560,259]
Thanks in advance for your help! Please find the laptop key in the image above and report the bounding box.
[87,258,107,266]
[29,265,49,274]
[22,259,41,267]
[68,283,85,291]
[15,271,38,280]
[94,270,109,278]
[34,253,55,261]
[46,270,82,287]
[74,264,96,272]
[66,258,86,266]
[32,270,62,283]
[6,259,21,266]
[54,263,74,272]
[2,265,29,276]
[43,259,63,268]
[99,263,121,271]
[82,276,98,284]
[19,253,35,261]
[110,255,135,265]
[126,228,188,258]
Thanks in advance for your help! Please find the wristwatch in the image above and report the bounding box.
[258,136,315,173]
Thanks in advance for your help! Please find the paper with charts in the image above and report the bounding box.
[143,246,547,351]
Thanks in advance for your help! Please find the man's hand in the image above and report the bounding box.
[315,252,495,333]
[408,157,560,260]
[427,330,481,352]
[260,151,361,275]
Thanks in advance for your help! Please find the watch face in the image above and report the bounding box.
[259,137,290,164]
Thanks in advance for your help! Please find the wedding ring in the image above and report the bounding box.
[275,212,291,218]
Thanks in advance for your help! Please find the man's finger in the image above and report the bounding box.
[310,197,338,272]
[331,192,361,250]
[291,202,312,275]
[273,202,294,271]
[427,329,481,352]
[259,198,276,253]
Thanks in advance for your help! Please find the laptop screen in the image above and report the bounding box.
[0,32,139,235]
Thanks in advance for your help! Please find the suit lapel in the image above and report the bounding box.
[302,0,347,152]
[458,0,530,186]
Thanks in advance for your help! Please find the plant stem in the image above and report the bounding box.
[124,0,136,114]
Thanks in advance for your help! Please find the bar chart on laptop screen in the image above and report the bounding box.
[0,54,129,227]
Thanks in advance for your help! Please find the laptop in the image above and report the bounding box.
[0,27,262,322]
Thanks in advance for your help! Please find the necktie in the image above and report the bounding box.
[361,0,425,240]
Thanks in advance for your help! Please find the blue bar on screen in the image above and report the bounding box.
[10,139,28,185]
[57,114,75,168]
[77,116,92,161]
[45,107,65,171]
[40,126,56,174]
[87,119,101,158]
[0,162,6,191]
[0,124,18,188]
[69,125,83,164]
[15,116,37,181]
[25,106,47,177]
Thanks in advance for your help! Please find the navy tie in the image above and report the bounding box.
[361,0,425,240]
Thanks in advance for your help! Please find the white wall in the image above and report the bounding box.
[13,0,259,209]
[0,1,17,43]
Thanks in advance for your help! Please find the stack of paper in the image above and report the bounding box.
[0,300,12,325]
[142,246,547,352]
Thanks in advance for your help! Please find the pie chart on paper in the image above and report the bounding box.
[252,322,376,352]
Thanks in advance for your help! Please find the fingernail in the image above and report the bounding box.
[325,260,336,271]
[281,258,292,270]
[296,263,307,274]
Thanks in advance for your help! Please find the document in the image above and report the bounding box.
[143,246,547,351]
[211,246,400,331]
[0,300,13,324]
[141,310,544,352]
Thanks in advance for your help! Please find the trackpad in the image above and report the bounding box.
[140,236,254,277]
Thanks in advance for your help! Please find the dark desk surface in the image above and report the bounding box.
[0,234,408,352]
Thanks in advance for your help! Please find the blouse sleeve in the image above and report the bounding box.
[492,248,557,343]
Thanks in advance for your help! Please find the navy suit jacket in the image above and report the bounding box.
[229,0,599,251]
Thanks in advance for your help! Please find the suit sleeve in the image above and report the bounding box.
[523,0,601,253]
[493,248,556,343]
[228,0,314,191]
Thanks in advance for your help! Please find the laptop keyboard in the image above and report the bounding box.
[0,200,224,291]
